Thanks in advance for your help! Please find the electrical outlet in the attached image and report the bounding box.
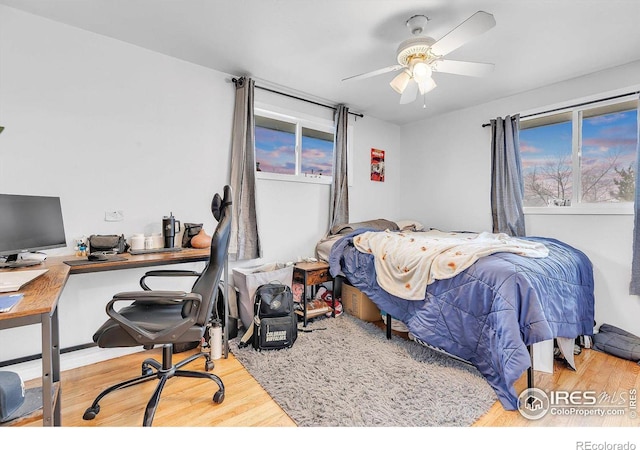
[105,210,124,222]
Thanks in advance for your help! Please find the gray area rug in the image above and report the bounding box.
[228,314,497,426]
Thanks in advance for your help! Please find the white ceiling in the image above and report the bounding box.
[2,0,640,125]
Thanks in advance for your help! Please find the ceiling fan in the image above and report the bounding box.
[343,11,496,105]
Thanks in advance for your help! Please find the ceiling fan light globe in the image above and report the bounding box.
[389,70,411,94]
[412,61,432,79]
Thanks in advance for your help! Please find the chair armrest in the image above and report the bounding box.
[139,270,201,290]
[114,289,196,303]
[106,291,203,344]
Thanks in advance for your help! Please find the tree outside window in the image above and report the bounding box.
[519,98,638,208]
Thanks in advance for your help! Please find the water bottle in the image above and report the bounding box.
[210,320,222,360]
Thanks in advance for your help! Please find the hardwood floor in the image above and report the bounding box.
[10,339,640,429]
[18,347,295,427]
[474,346,640,427]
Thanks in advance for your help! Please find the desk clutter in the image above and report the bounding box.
[126,212,183,252]
[88,234,129,254]
[67,212,213,266]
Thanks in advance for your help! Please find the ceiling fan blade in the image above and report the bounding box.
[342,64,404,82]
[399,80,418,104]
[417,77,437,95]
[433,59,494,77]
[430,11,496,57]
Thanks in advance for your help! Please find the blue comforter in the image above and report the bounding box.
[329,229,595,410]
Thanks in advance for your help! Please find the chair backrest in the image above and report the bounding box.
[189,185,232,326]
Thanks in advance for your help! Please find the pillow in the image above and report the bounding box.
[395,220,425,232]
[330,219,399,235]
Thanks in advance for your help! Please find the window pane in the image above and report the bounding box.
[255,116,296,174]
[520,120,573,206]
[301,127,334,177]
[580,109,637,203]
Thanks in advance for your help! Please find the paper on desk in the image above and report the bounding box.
[0,293,23,312]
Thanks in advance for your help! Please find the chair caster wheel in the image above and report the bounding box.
[213,390,224,404]
[83,405,100,420]
[205,360,214,371]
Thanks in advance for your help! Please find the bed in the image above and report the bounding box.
[322,221,595,410]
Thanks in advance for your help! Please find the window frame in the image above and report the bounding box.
[520,94,638,216]
[254,106,337,185]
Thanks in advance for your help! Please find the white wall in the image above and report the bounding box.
[399,60,640,337]
[348,113,403,222]
[0,5,232,363]
[0,6,401,371]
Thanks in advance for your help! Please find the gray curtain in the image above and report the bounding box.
[229,77,261,260]
[629,103,640,294]
[490,114,525,237]
[329,104,349,230]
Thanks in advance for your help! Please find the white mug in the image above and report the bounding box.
[152,233,164,249]
[130,234,145,251]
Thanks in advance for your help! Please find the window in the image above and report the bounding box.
[519,96,638,212]
[254,109,335,183]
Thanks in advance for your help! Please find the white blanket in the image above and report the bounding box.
[353,230,549,300]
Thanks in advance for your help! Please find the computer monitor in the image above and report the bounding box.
[0,194,67,268]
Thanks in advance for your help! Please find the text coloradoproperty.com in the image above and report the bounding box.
[552,407,627,416]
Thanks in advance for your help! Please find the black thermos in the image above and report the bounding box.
[162,212,181,248]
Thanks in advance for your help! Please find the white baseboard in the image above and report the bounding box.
[2,347,142,382]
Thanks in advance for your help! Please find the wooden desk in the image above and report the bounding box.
[61,247,210,274]
[0,260,69,426]
[0,247,210,426]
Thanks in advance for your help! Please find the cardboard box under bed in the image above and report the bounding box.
[341,282,381,322]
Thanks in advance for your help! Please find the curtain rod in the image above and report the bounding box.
[481,91,640,128]
[232,77,364,118]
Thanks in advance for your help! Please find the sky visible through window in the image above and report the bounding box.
[582,110,637,175]
[520,109,637,205]
[301,132,334,177]
[255,125,334,176]
[255,126,296,174]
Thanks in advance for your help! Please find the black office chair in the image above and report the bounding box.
[82,186,232,427]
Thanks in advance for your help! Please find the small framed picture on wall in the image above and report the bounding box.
[371,148,385,182]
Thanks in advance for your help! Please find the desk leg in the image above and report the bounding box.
[41,307,61,426]
[302,272,308,327]
[330,278,335,318]
[223,258,229,359]
[52,306,61,426]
